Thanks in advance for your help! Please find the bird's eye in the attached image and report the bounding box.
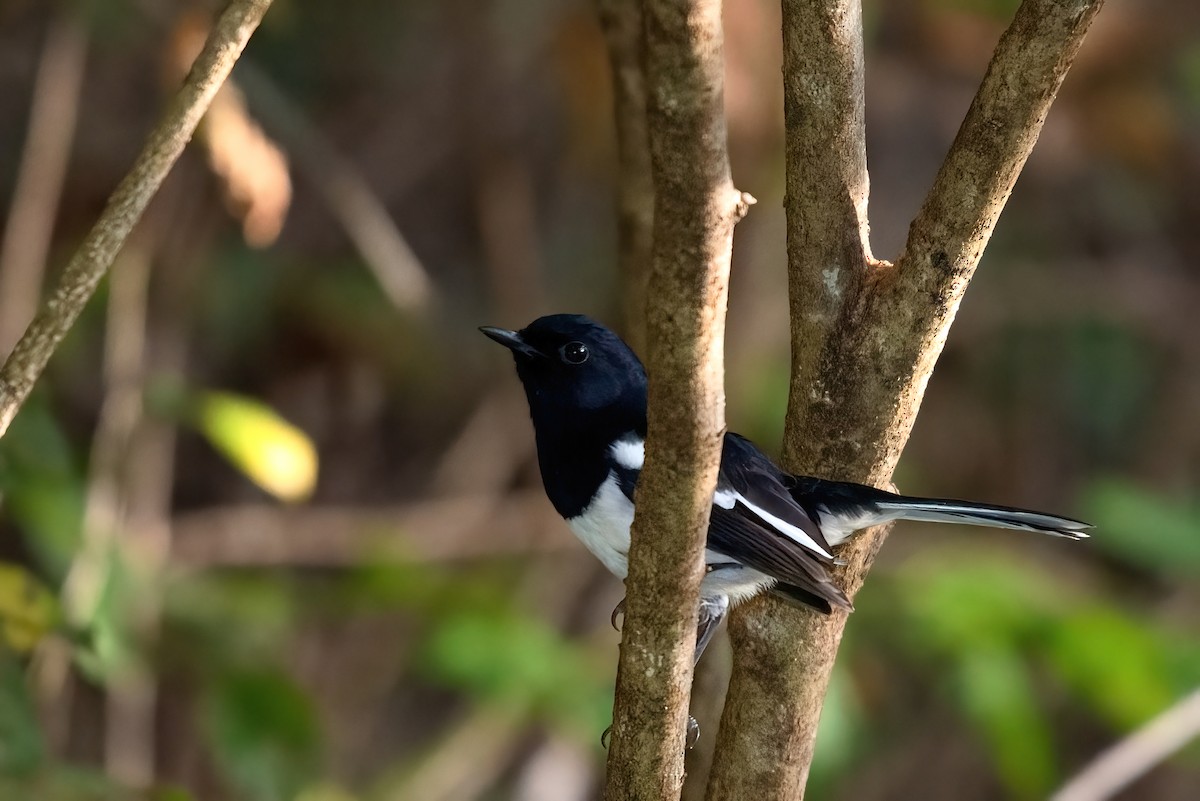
[560,341,589,365]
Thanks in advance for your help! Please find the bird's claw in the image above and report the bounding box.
[601,725,612,749]
[610,598,626,632]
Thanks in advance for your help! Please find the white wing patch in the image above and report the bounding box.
[609,437,645,470]
[729,491,833,559]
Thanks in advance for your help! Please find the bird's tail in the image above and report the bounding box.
[875,497,1091,540]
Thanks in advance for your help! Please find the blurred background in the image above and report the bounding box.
[0,0,1198,799]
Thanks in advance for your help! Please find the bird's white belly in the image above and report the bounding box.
[566,472,634,578]
[566,471,773,605]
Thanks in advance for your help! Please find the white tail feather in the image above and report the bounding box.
[874,500,1092,540]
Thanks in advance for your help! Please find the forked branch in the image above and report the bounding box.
[707,1,1104,798]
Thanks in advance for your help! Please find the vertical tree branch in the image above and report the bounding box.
[707,2,871,796]
[596,0,655,352]
[0,0,274,438]
[602,0,751,797]
[708,1,1104,798]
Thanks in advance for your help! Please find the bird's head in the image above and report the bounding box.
[480,314,646,431]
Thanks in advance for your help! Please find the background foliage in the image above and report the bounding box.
[0,0,1198,799]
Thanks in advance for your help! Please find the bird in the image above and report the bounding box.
[481,313,1091,665]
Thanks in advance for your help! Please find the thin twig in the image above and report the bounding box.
[0,12,88,357]
[0,0,274,438]
[1052,689,1200,801]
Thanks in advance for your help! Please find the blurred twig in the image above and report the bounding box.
[171,490,569,567]
[103,252,163,783]
[456,2,546,323]
[0,12,88,357]
[385,699,526,801]
[1052,689,1200,801]
[0,0,274,438]
[235,62,435,310]
[428,386,534,495]
[595,0,654,351]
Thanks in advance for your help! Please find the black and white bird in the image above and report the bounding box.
[482,314,1090,663]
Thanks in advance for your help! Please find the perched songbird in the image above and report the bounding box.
[482,314,1090,663]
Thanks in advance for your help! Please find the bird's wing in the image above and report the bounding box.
[706,434,850,611]
[707,505,850,610]
[602,431,850,611]
[714,434,836,559]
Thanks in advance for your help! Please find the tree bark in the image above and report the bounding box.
[602,0,751,798]
[706,1,1104,798]
[0,0,274,438]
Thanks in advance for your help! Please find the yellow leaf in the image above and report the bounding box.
[0,562,58,653]
[197,392,318,502]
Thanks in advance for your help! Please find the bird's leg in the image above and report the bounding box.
[694,596,728,665]
[684,596,730,748]
[601,598,727,751]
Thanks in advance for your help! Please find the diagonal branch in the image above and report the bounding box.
[602,0,751,797]
[707,1,1104,798]
[1052,688,1200,801]
[0,0,275,439]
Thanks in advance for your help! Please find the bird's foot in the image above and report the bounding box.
[610,598,626,631]
[601,725,612,749]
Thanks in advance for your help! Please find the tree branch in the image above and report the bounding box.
[707,1,1104,798]
[602,0,751,797]
[0,0,274,438]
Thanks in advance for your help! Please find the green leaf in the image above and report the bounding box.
[1082,479,1200,576]
[72,548,141,682]
[810,665,865,782]
[956,648,1057,799]
[1048,607,1190,729]
[163,573,296,670]
[203,668,320,801]
[294,784,360,801]
[896,550,1058,652]
[417,608,610,736]
[0,400,85,580]
[0,650,44,775]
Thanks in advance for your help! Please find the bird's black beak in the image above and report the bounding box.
[479,326,544,359]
